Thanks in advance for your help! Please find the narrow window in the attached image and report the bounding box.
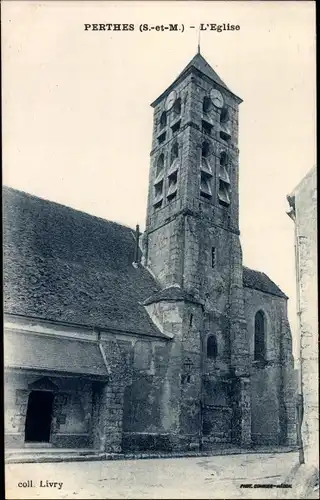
[220,106,229,124]
[202,120,213,136]
[173,97,181,115]
[218,180,230,207]
[211,247,216,268]
[203,96,211,114]
[254,310,266,361]
[220,151,228,166]
[154,181,163,197]
[154,155,164,210]
[200,173,212,199]
[156,153,164,175]
[171,120,181,133]
[202,141,210,158]
[220,130,230,142]
[201,141,212,177]
[154,200,162,210]
[160,111,167,129]
[218,150,231,206]
[158,132,166,144]
[207,335,218,359]
[170,142,179,164]
[167,171,178,201]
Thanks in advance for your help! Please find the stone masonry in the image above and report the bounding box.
[287,167,318,469]
[141,52,296,451]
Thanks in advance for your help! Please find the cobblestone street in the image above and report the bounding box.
[6,452,299,499]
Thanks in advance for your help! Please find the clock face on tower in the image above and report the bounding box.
[210,89,224,109]
[165,90,177,111]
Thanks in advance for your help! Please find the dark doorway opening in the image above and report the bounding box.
[25,391,54,443]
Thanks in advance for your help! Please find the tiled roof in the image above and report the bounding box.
[4,331,109,378]
[151,52,240,108]
[3,187,162,337]
[243,266,288,299]
[177,53,230,92]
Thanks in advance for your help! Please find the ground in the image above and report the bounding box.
[6,451,317,499]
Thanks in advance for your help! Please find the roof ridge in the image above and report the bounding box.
[243,264,266,274]
[3,186,163,338]
[242,266,287,299]
[3,185,135,233]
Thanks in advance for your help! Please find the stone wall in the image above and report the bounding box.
[146,216,185,288]
[122,337,175,451]
[289,167,318,467]
[202,378,232,444]
[243,287,296,445]
[122,299,204,452]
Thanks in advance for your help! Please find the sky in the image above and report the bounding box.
[2,1,316,359]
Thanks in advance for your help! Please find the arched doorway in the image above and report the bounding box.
[25,391,54,443]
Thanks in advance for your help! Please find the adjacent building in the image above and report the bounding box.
[287,166,318,470]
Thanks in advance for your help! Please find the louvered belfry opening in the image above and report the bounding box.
[218,151,231,207]
[200,141,213,199]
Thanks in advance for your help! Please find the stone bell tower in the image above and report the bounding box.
[143,51,252,449]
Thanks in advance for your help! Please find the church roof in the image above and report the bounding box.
[151,52,241,107]
[242,266,288,299]
[3,187,163,338]
[5,331,109,378]
[177,52,230,92]
[3,188,287,336]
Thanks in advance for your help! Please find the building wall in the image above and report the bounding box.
[146,216,185,288]
[244,287,296,445]
[3,317,165,453]
[290,166,318,467]
[122,333,177,451]
[122,300,203,452]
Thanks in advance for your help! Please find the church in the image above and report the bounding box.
[4,51,296,454]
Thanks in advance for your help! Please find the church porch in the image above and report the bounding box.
[4,328,119,452]
[4,369,112,450]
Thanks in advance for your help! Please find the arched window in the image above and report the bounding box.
[254,310,266,361]
[202,141,210,158]
[207,335,218,359]
[203,96,211,113]
[220,106,229,124]
[220,151,228,166]
[156,153,164,175]
[173,98,181,115]
[160,111,167,129]
[170,142,179,164]
[211,247,216,269]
